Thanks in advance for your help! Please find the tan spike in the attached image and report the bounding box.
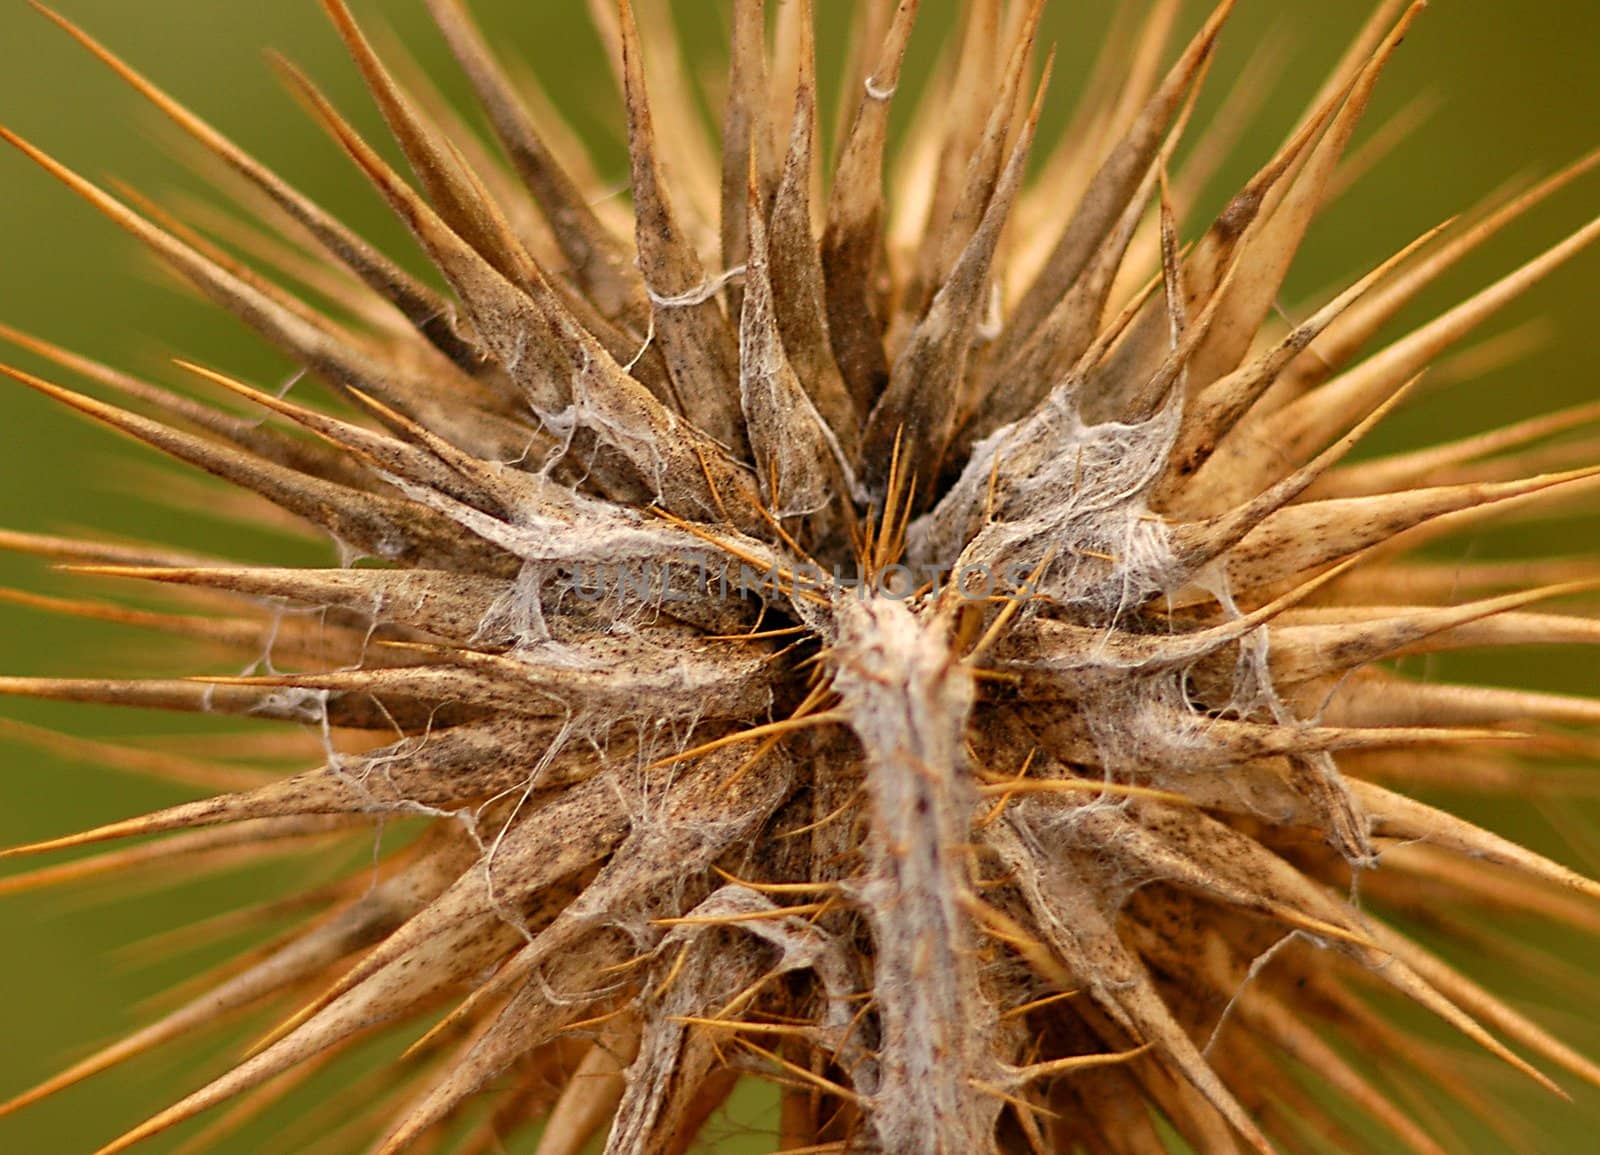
[1094,0,1184,166]
[1324,673,1600,731]
[1082,60,1344,416]
[616,0,748,455]
[1273,213,1600,465]
[585,0,721,234]
[1078,802,1375,943]
[0,816,362,901]
[0,322,364,487]
[1367,608,1600,655]
[899,0,1040,338]
[203,630,772,721]
[89,180,351,341]
[113,460,331,546]
[321,0,536,291]
[990,823,1275,1154]
[1158,221,1454,509]
[1425,317,1554,397]
[89,908,534,1155]
[1323,92,1441,208]
[766,0,858,452]
[972,115,1170,441]
[1266,580,1600,684]
[1361,915,1600,1094]
[883,42,956,328]
[1300,972,1528,1155]
[1323,555,1600,606]
[165,1055,357,1155]
[1,720,575,862]
[1298,0,1412,125]
[1199,465,1600,597]
[1011,1,1163,282]
[892,0,1001,287]
[273,54,677,417]
[369,939,634,1155]
[719,0,773,326]
[0,844,466,1118]
[1291,151,1600,395]
[1361,431,1600,492]
[1111,163,1200,424]
[1005,560,1376,706]
[1335,943,1567,1098]
[1185,3,1427,392]
[191,664,549,719]
[264,773,634,1048]
[1315,400,1600,501]
[1206,1038,1356,1155]
[28,1,480,369]
[0,673,471,732]
[1146,716,1517,765]
[76,563,509,644]
[366,21,567,270]
[0,582,382,677]
[739,158,849,544]
[1136,31,1291,274]
[0,126,514,456]
[530,1020,638,1155]
[1378,844,1600,941]
[1019,0,1185,309]
[1231,991,1449,1155]
[863,54,1051,503]
[821,0,922,411]
[1042,10,1205,333]
[335,386,616,534]
[1116,932,1377,1154]
[1355,780,1600,902]
[1004,0,1233,352]
[139,177,430,345]
[0,363,509,574]
[279,60,767,528]
[172,360,507,516]
[381,756,793,1074]
[0,527,221,569]
[423,0,643,324]
[1168,372,1422,585]
[0,716,268,795]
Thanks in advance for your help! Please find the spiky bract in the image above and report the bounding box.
[3,1,1600,1153]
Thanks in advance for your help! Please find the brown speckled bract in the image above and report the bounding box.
[3,1,1600,1152]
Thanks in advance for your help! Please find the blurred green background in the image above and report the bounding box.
[0,1,1597,1151]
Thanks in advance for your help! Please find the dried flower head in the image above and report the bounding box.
[2,0,1600,1152]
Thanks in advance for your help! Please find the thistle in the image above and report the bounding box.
[3,0,1600,1152]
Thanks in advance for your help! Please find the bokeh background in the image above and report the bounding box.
[0,1,1597,1151]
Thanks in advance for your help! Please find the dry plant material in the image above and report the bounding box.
[2,1,1600,1152]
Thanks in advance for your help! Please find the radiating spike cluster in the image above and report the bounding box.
[2,2,1599,1152]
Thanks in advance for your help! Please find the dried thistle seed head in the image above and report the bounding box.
[1,1,1600,1152]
